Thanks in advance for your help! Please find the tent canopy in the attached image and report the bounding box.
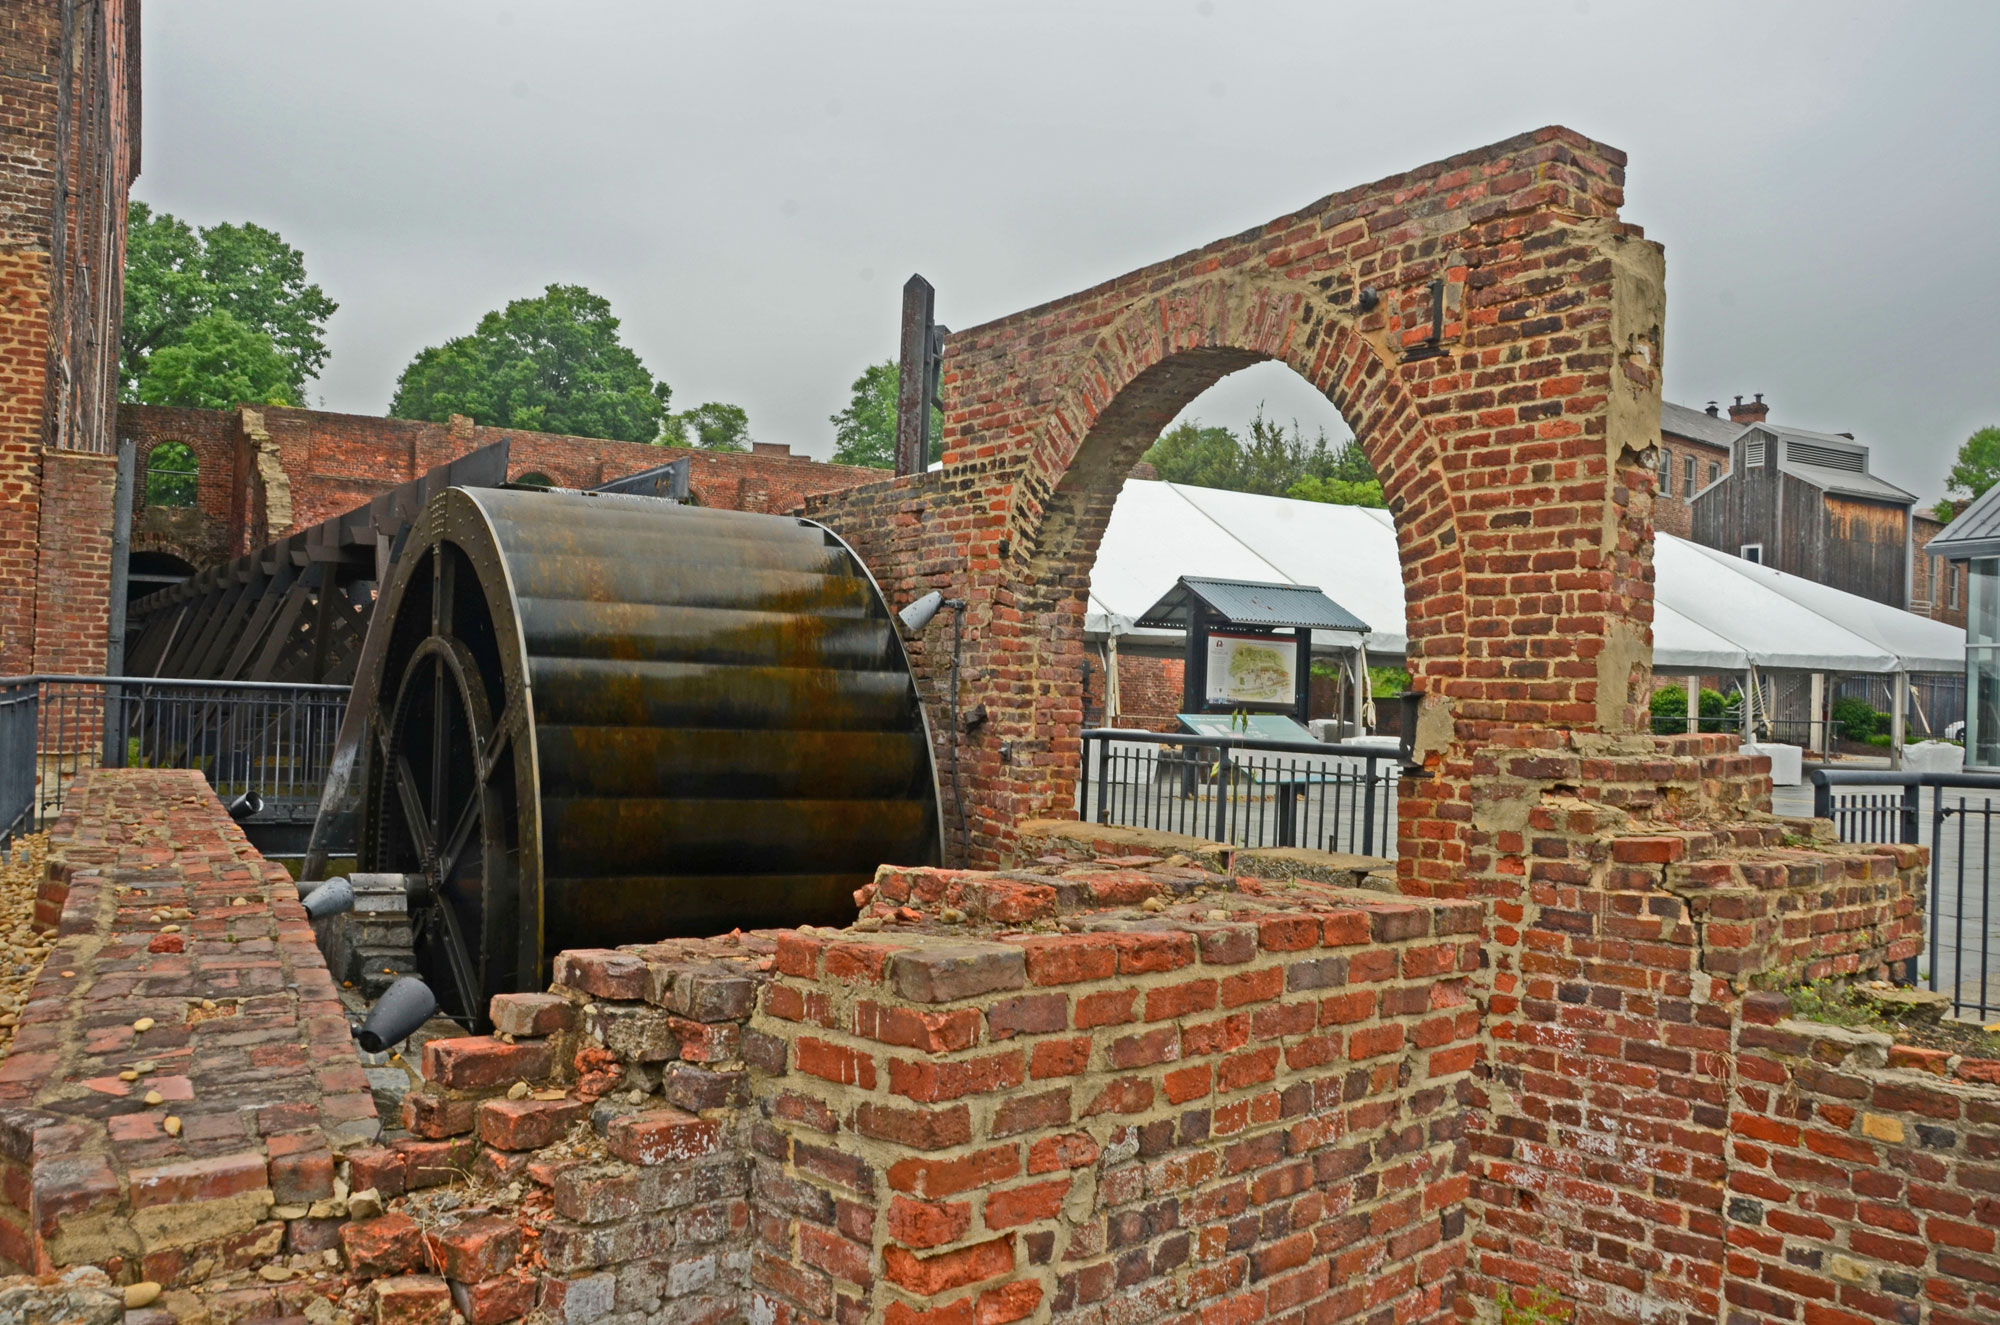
[1087,480,1965,676]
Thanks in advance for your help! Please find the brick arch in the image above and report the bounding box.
[1004,280,1468,710]
[130,529,208,571]
[809,126,1667,882]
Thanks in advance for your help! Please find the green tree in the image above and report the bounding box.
[121,202,336,403]
[135,311,298,410]
[1287,475,1386,508]
[1945,425,2000,508]
[1141,406,1355,497]
[1140,421,1246,489]
[390,284,672,444]
[666,401,751,452]
[828,360,944,469]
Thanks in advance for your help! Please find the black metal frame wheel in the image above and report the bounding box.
[352,486,942,1030]
[378,635,505,1025]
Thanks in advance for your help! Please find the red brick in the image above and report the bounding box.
[984,1179,1069,1229]
[887,1147,1020,1198]
[884,1236,1014,1295]
[343,1215,427,1277]
[488,992,575,1037]
[422,1036,554,1091]
[553,948,649,1000]
[889,1197,972,1250]
[478,1097,587,1152]
[374,1275,454,1325]
[604,1108,723,1165]
[430,1217,522,1283]
[796,1037,878,1089]
[450,1274,537,1325]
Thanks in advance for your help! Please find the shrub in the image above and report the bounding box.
[1832,696,1885,741]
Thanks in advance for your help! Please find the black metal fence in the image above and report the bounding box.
[0,675,351,853]
[1079,728,1400,858]
[1812,769,2000,1022]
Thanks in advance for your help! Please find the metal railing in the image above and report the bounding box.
[1812,769,2000,1022]
[0,674,351,844]
[1079,728,1400,858]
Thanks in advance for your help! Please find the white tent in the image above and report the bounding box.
[1087,480,1965,679]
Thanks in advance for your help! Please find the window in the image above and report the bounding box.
[514,472,555,489]
[1740,543,1763,564]
[1684,454,1696,491]
[1951,565,1961,610]
[144,441,197,508]
[1708,461,1720,486]
[1659,449,1673,496]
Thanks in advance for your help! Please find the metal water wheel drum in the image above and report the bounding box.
[355,486,943,1023]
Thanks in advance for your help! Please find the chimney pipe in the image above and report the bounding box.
[1705,401,1720,417]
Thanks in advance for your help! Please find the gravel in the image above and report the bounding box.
[0,833,49,1063]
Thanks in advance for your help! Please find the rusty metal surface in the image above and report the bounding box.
[352,486,942,1023]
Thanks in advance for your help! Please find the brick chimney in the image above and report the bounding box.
[1728,393,1769,425]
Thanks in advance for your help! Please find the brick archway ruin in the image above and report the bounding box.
[811,125,1668,887]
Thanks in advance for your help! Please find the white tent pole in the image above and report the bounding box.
[1349,644,1363,736]
[1686,674,1700,735]
[1809,672,1825,755]
[1358,640,1374,732]
[1891,671,1909,768]
[1742,668,1754,739]
[1105,632,1122,725]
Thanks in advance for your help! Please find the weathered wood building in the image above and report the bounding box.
[1689,423,1917,608]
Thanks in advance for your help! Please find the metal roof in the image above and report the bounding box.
[1660,400,1744,449]
[1137,576,1370,634]
[1928,482,2000,561]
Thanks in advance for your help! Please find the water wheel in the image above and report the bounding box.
[351,486,942,1024]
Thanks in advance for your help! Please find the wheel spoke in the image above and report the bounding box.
[428,657,448,858]
[428,891,481,1022]
[435,788,483,884]
[392,754,434,860]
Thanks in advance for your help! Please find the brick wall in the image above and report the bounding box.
[1727,996,2000,1324]
[1464,735,1926,1322]
[1080,651,1185,732]
[1913,512,1968,628]
[1653,434,1730,540]
[0,0,138,676]
[118,404,887,565]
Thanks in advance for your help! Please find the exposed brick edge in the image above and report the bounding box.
[0,770,373,1285]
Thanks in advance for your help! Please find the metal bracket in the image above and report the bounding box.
[1401,278,1448,362]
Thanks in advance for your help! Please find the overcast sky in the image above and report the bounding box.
[136,2,1999,503]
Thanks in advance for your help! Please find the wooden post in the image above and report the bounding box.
[1292,628,1311,725]
[1891,672,1909,768]
[895,275,935,477]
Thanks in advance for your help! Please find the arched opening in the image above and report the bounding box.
[513,472,555,489]
[1040,350,1413,858]
[144,441,198,507]
[126,549,195,612]
[980,286,1482,879]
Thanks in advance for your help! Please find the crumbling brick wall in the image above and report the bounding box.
[117,404,888,569]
